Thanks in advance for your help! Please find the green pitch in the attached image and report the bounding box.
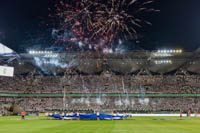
[0,116,200,133]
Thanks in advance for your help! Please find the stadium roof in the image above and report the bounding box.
[5,49,199,75]
[0,43,14,55]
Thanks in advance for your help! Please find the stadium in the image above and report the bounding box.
[1,42,200,132]
[1,0,200,133]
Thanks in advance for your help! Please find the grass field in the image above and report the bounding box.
[0,116,200,133]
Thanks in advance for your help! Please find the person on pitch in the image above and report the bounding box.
[21,112,25,120]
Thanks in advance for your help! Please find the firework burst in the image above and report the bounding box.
[53,0,158,48]
[92,0,159,41]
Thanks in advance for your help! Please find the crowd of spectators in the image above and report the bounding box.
[0,74,200,94]
[1,73,200,112]
[1,97,200,112]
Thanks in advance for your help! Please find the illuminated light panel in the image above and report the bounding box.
[154,49,183,57]
[154,60,172,65]
[157,49,183,54]
[29,50,54,55]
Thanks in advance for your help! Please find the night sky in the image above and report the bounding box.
[0,0,200,52]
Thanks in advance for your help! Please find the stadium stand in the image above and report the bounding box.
[0,75,200,94]
[1,74,200,113]
[1,51,200,114]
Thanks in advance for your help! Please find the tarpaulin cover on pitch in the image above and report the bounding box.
[99,114,112,120]
[79,114,97,119]
[113,115,124,120]
[50,114,62,120]
[64,114,77,119]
